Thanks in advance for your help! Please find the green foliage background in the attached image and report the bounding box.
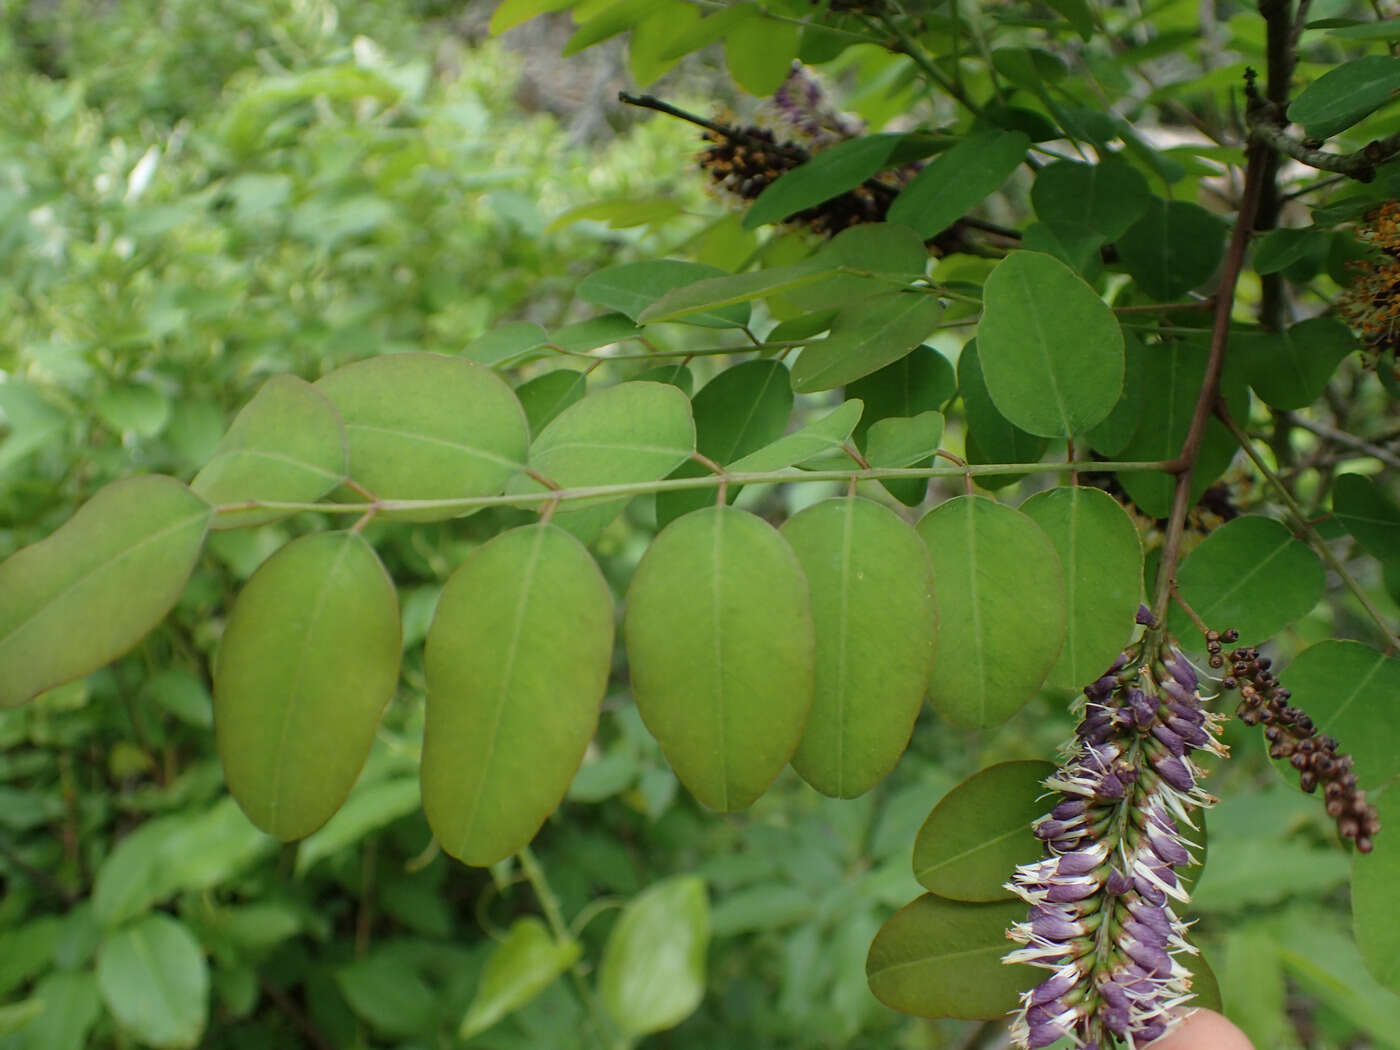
[2,1,1400,1048]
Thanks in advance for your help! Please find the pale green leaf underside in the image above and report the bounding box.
[459,917,582,1038]
[215,531,401,841]
[625,506,814,811]
[422,524,613,865]
[599,876,710,1037]
[0,475,211,707]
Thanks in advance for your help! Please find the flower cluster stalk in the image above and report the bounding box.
[1004,613,1226,1049]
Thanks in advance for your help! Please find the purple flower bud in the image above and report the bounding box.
[1099,981,1129,1009]
[1054,850,1102,877]
[1164,650,1197,689]
[1136,604,1157,626]
[1153,754,1195,792]
[1161,677,1195,705]
[1025,1001,1067,1026]
[1168,716,1211,747]
[1136,1018,1167,1043]
[1047,879,1100,903]
[1128,688,1157,728]
[1133,875,1167,906]
[1105,870,1133,895]
[1121,936,1173,976]
[1030,969,1079,1005]
[1095,773,1126,799]
[1034,819,1070,840]
[1103,1002,1133,1034]
[1027,1021,1067,1049]
[1167,700,1204,725]
[1052,798,1087,821]
[1128,900,1173,935]
[1085,675,1117,700]
[1122,919,1169,949]
[1148,830,1191,867]
[1151,724,1187,756]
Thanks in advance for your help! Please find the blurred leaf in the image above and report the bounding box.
[423,524,613,865]
[580,260,750,328]
[726,399,864,473]
[1169,516,1325,645]
[0,475,211,707]
[725,15,800,96]
[314,353,528,522]
[782,498,938,798]
[1287,55,1400,139]
[912,761,1055,902]
[1279,640,1400,791]
[141,669,212,729]
[1021,487,1142,689]
[639,264,827,324]
[18,971,101,1050]
[0,381,65,473]
[564,0,654,56]
[95,384,171,438]
[193,375,346,529]
[1116,199,1227,300]
[0,918,62,998]
[335,951,438,1039]
[490,0,577,34]
[1220,926,1297,1049]
[1354,789,1400,993]
[625,507,813,811]
[710,884,813,937]
[1192,837,1350,912]
[977,251,1124,437]
[599,876,710,1037]
[460,918,581,1038]
[916,496,1065,729]
[790,292,944,392]
[550,313,643,353]
[0,996,43,1037]
[295,777,421,876]
[1031,158,1150,241]
[744,134,904,229]
[887,131,1029,238]
[866,895,1035,1018]
[97,914,208,1049]
[629,2,699,84]
[549,198,684,231]
[1273,912,1400,1049]
[215,531,401,840]
[1253,226,1327,274]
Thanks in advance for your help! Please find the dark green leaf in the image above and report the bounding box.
[1253,227,1327,274]
[916,496,1065,729]
[1169,516,1324,645]
[638,264,826,324]
[1354,789,1400,993]
[912,761,1055,902]
[314,353,529,522]
[581,260,750,328]
[866,895,1036,1019]
[625,507,814,811]
[1279,640,1400,791]
[977,251,1124,437]
[97,914,208,1049]
[0,475,211,707]
[958,341,1048,489]
[657,360,792,526]
[725,15,799,96]
[1235,316,1357,411]
[887,131,1030,239]
[744,134,904,229]
[515,370,588,437]
[599,877,709,1037]
[1045,0,1094,38]
[215,531,401,840]
[1333,473,1400,564]
[791,292,944,392]
[96,384,171,438]
[423,524,614,865]
[1085,330,1147,456]
[1020,221,1105,280]
[335,950,438,1038]
[849,344,956,504]
[1288,55,1400,139]
[1021,487,1142,689]
[460,918,581,1038]
[782,498,938,797]
[1117,199,1227,300]
[1031,158,1150,241]
[727,399,864,473]
[192,375,346,529]
[294,776,421,875]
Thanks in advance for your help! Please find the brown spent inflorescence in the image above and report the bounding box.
[1336,200,1400,376]
[1220,640,1382,853]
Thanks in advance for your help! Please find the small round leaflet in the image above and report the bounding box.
[422,523,614,866]
[781,497,937,798]
[215,531,401,841]
[625,505,814,811]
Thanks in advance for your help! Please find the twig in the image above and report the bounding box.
[1286,413,1400,470]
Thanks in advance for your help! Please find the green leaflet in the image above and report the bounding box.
[422,524,614,865]
[866,895,1036,1019]
[0,475,212,707]
[1021,486,1142,690]
[314,352,529,522]
[193,374,346,529]
[782,497,938,798]
[912,761,1056,902]
[625,506,814,811]
[977,250,1124,438]
[96,914,209,1049]
[916,496,1065,729]
[459,918,581,1038]
[215,531,401,840]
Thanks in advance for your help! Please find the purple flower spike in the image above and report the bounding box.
[1029,969,1078,1005]
[1026,1021,1067,1049]
[1105,869,1133,895]
[1164,651,1197,690]
[1153,754,1196,793]
[1151,724,1187,756]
